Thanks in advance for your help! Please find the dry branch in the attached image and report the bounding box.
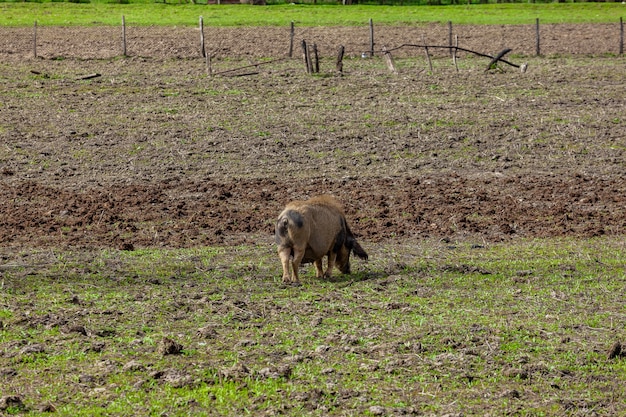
[76,73,101,80]
[389,43,526,71]
[485,48,512,72]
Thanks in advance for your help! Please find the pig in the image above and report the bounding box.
[275,195,368,283]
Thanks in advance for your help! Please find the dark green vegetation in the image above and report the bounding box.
[1,238,625,415]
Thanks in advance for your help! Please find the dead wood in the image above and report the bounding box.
[485,48,512,72]
[76,73,101,80]
[391,43,525,71]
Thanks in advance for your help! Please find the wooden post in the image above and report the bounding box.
[312,43,319,73]
[289,21,294,58]
[448,21,453,57]
[453,34,459,72]
[369,18,374,57]
[535,18,540,57]
[200,16,206,58]
[122,15,127,56]
[302,40,312,74]
[619,17,624,55]
[33,21,37,58]
[422,35,432,73]
[336,45,345,73]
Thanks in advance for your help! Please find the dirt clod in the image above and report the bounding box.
[19,344,45,355]
[123,360,146,372]
[157,337,183,356]
[369,405,386,415]
[607,341,622,360]
[0,396,24,411]
[502,367,529,380]
[196,326,218,339]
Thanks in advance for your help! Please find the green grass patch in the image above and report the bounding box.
[0,3,621,27]
[1,237,625,415]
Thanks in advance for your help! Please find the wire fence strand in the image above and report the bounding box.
[0,21,622,62]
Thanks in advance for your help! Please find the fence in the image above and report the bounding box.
[0,19,623,69]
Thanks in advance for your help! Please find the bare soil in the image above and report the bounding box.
[0,25,625,253]
[0,25,625,417]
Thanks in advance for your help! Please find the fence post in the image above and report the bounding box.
[289,21,294,58]
[312,43,319,73]
[448,21,453,57]
[369,18,374,57]
[452,34,459,71]
[122,15,127,56]
[302,40,312,74]
[33,21,37,58]
[422,35,433,73]
[200,16,206,58]
[336,45,345,74]
[535,18,540,57]
[619,16,624,55]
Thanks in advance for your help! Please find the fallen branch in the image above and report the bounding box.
[485,48,512,72]
[223,71,260,77]
[388,43,526,71]
[76,73,101,80]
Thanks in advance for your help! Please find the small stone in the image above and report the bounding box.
[196,326,218,338]
[369,405,385,415]
[501,389,521,399]
[123,360,146,372]
[39,402,56,413]
[503,367,528,380]
[315,345,331,354]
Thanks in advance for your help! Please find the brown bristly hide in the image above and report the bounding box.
[275,195,368,283]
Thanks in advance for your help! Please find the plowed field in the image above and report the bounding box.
[0,25,625,252]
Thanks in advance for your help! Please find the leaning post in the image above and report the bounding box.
[200,16,206,58]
